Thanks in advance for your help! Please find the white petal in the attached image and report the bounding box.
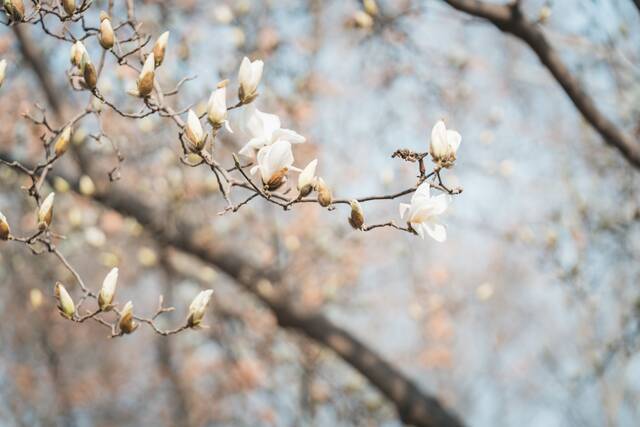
[413,222,425,239]
[399,203,411,220]
[411,182,431,204]
[447,129,462,153]
[238,57,252,86]
[298,159,317,189]
[424,222,447,242]
[430,194,451,216]
[430,120,448,157]
[273,128,306,144]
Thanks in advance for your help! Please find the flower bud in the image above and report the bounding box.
[99,12,115,49]
[136,53,155,97]
[81,53,97,90]
[238,56,263,104]
[70,41,87,67]
[429,120,461,169]
[152,31,170,67]
[54,126,72,158]
[348,200,365,230]
[54,282,75,319]
[297,159,317,197]
[363,0,379,16]
[185,109,206,151]
[187,289,213,328]
[118,301,137,334]
[316,177,332,207]
[0,211,10,240]
[265,168,288,191]
[98,267,118,311]
[37,192,55,230]
[0,59,7,88]
[4,0,25,22]
[62,0,75,15]
[207,84,227,129]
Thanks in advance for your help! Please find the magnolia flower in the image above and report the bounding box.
[119,301,137,334]
[429,120,461,168]
[238,106,305,159]
[136,52,155,97]
[62,0,75,15]
[0,211,9,240]
[0,59,6,88]
[55,282,75,319]
[399,182,450,242]
[297,159,317,197]
[185,109,206,151]
[316,177,332,207]
[38,192,55,230]
[238,56,263,104]
[207,85,231,131]
[99,12,115,49]
[250,140,296,190]
[98,267,118,310]
[153,31,170,67]
[70,41,88,67]
[54,126,72,158]
[348,200,365,230]
[4,0,25,22]
[187,289,213,327]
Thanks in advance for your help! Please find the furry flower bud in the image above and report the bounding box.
[297,159,317,197]
[348,200,365,230]
[99,12,115,49]
[81,53,97,90]
[4,0,25,22]
[316,177,332,207]
[62,0,75,15]
[55,282,75,319]
[0,211,10,240]
[152,31,169,67]
[136,53,155,97]
[70,41,88,67]
[118,301,137,334]
[187,289,213,327]
[54,126,72,158]
[37,192,55,230]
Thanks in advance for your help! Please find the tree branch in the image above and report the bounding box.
[442,0,640,169]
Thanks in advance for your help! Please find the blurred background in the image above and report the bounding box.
[1,0,639,426]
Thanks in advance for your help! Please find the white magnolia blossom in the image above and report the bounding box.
[238,106,305,159]
[399,182,450,242]
[250,140,297,189]
[98,267,118,310]
[429,120,461,168]
[187,289,214,327]
[238,56,264,101]
[185,109,205,150]
[297,158,318,193]
[207,86,231,131]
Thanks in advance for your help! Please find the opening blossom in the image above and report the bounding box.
[185,109,206,151]
[238,57,263,104]
[250,140,297,190]
[429,120,461,169]
[207,84,231,132]
[187,289,214,328]
[238,106,305,159]
[98,267,118,311]
[297,158,318,197]
[399,182,450,242]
